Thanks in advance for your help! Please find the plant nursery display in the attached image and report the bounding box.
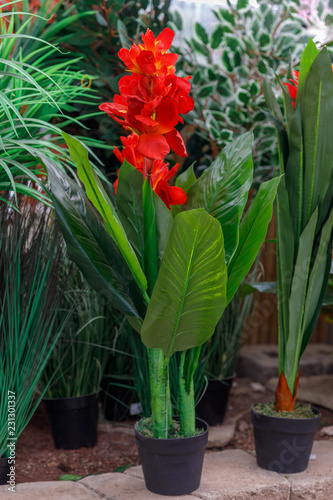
[40,266,121,449]
[251,40,333,473]
[0,201,72,485]
[45,26,280,495]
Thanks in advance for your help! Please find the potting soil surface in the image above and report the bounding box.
[15,377,333,484]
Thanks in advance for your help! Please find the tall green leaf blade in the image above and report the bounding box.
[172,164,196,217]
[141,209,227,357]
[296,39,318,105]
[227,176,281,303]
[143,179,158,295]
[301,48,333,228]
[186,132,253,262]
[275,181,295,371]
[153,191,173,266]
[285,105,303,246]
[301,208,333,353]
[62,133,148,300]
[285,208,318,390]
[116,161,144,266]
[45,158,146,321]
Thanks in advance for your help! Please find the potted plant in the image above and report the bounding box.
[251,40,333,473]
[0,201,72,486]
[44,27,280,495]
[40,265,120,449]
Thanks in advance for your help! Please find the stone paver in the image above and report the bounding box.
[80,472,199,499]
[206,421,236,449]
[287,441,333,500]
[191,450,290,500]
[0,481,100,500]
[1,440,333,499]
[237,344,333,384]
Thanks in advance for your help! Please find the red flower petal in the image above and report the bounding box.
[141,29,156,51]
[155,180,187,209]
[156,97,179,134]
[136,50,156,75]
[164,129,187,157]
[156,28,174,52]
[137,133,170,160]
[178,96,194,114]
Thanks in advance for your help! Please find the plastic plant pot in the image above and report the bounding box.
[135,417,208,496]
[43,392,99,450]
[251,404,321,473]
[196,374,235,426]
[0,457,10,486]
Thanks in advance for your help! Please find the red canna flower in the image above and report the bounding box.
[99,28,194,160]
[113,133,187,209]
[283,70,299,108]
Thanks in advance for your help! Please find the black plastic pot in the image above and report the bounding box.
[100,377,138,422]
[43,392,99,450]
[196,375,235,426]
[0,457,10,486]
[135,417,208,496]
[251,404,321,473]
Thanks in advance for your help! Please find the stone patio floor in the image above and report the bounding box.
[0,440,332,499]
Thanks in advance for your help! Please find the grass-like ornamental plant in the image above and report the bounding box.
[0,200,72,458]
[0,1,109,208]
[45,28,280,439]
[264,40,333,411]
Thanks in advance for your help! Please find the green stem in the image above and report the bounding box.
[179,347,201,437]
[148,348,170,438]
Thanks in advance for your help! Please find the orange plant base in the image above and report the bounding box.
[275,371,301,412]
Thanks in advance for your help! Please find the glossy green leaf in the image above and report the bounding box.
[116,161,144,267]
[141,209,227,357]
[175,164,196,194]
[153,191,173,265]
[296,39,318,106]
[186,132,253,262]
[143,179,158,295]
[285,208,318,391]
[62,134,148,300]
[227,176,281,303]
[45,158,146,322]
[301,48,333,228]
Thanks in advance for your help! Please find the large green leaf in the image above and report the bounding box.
[61,133,148,301]
[116,161,144,267]
[301,208,333,354]
[275,181,295,369]
[141,209,227,357]
[227,176,281,304]
[301,48,333,228]
[45,158,146,322]
[285,208,318,391]
[296,39,318,106]
[186,132,254,262]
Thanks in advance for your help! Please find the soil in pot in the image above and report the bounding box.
[251,402,321,473]
[0,457,10,486]
[135,417,208,496]
[43,392,99,450]
[196,375,234,426]
[100,377,139,422]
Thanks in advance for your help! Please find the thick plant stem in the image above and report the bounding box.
[148,348,170,439]
[179,347,201,437]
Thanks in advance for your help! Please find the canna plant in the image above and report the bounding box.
[264,40,333,412]
[45,27,280,439]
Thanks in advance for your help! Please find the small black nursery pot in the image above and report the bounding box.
[196,375,235,426]
[251,404,321,473]
[0,457,10,486]
[135,417,208,496]
[43,392,99,450]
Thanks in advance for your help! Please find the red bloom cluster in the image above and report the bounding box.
[113,133,187,209]
[284,70,299,108]
[100,27,192,208]
[99,28,194,161]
